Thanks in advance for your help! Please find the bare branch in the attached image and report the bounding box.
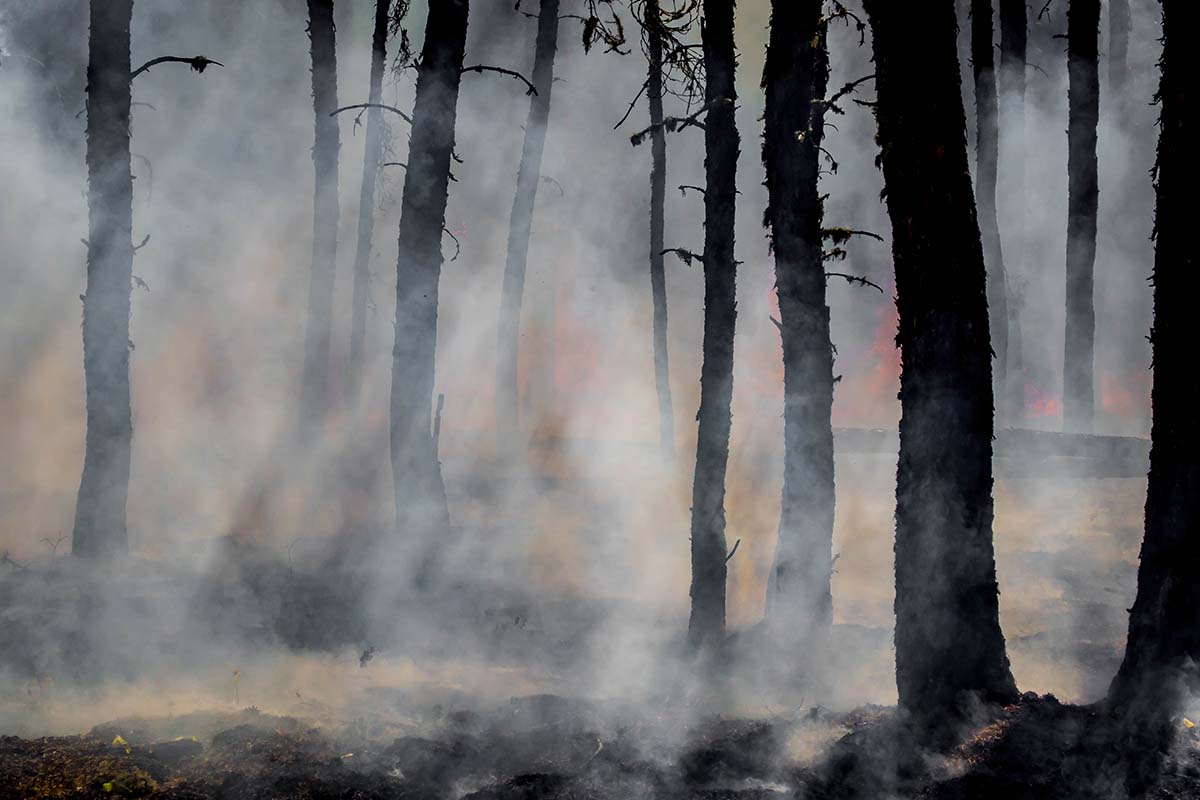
[825,271,884,293]
[442,226,461,262]
[461,64,538,96]
[133,233,151,252]
[612,78,650,130]
[131,55,224,81]
[630,97,730,146]
[678,184,705,198]
[725,538,741,563]
[332,103,413,125]
[822,227,884,245]
[662,247,704,267]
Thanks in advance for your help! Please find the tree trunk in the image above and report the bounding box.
[686,0,739,653]
[864,0,1018,723]
[997,0,1026,421]
[299,0,340,435]
[496,0,561,454]
[761,0,834,641]
[74,0,134,558]
[1109,0,1200,720]
[972,0,1010,417]
[1064,0,1099,433]
[390,0,466,564]
[347,0,390,408]
[646,0,675,462]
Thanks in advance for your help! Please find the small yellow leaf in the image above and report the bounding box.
[102,782,113,793]
[112,735,127,746]
[1184,718,1195,729]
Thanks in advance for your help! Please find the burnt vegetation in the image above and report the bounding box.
[0,0,1195,797]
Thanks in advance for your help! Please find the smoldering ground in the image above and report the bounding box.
[0,0,1190,797]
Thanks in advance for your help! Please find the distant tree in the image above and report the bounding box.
[1109,0,1199,727]
[496,0,562,455]
[686,0,739,653]
[347,0,397,408]
[389,0,468,570]
[971,0,1010,415]
[1064,0,1099,433]
[760,0,834,640]
[74,0,136,558]
[997,0,1026,418]
[299,0,341,436]
[74,3,220,558]
[1109,0,1131,113]
[863,0,1018,724]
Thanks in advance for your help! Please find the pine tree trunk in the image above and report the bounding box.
[496,0,560,454]
[972,0,1010,416]
[761,0,834,640]
[864,0,1018,722]
[686,0,739,653]
[1109,0,1131,116]
[998,0,1026,420]
[646,0,675,462]
[390,0,466,562]
[1109,0,1200,718]
[1064,0,1099,433]
[347,0,390,408]
[299,0,340,435]
[74,0,134,558]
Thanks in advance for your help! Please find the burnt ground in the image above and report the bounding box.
[1,696,1199,799]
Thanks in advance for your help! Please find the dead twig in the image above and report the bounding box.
[630,97,730,146]
[131,55,223,81]
[460,64,538,95]
[331,103,413,126]
[442,227,461,262]
[725,538,741,563]
[825,272,884,293]
[662,247,704,267]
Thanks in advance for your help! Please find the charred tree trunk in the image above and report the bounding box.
[646,0,676,462]
[347,0,391,408]
[299,0,340,435]
[761,0,833,640]
[864,0,1018,722]
[972,0,1010,415]
[1109,0,1200,721]
[686,0,739,653]
[496,0,560,454]
[1064,0,1099,433]
[390,0,465,563]
[74,0,134,558]
[997,0,1026,420]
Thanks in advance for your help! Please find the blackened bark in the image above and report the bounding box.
[646,0,675,462]
[299,0,340,435]
[347,0,391,408]
[390,0,465,557]
[761,0,834,639]
[997,0,1026,419]
[972,0,1010,413]
[686,0,738,653]
[1064,0,1099,433]
[496,0,561,452]
[1109,0,1200,718]
[864,0,1018,720]
[74,0,134,558]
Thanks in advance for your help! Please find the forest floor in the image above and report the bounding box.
[2,695,1200,799]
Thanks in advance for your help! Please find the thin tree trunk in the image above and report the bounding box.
[972,0,1010,416]
[347,0,390,408]
[1109,0,1199,719]
[864,0,1018,723]
[74,0,134,558]
[1064,0,1099,433]
[390,0,466,564]
[299,0,340,435]
[646,0,675,462]
[496,0,561,454]
[686,0,739,653]
[1109,0,1131,117]
[998,0,1026,421]
[761,0,834,640]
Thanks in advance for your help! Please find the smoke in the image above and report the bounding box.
[0,0,1169,772]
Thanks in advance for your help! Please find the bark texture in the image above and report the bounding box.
[1064,0,1099,433]
[864,0,1018,720]
[1109,0,1200,717]
[761,0,834,639]
[972,0,1010,412]
[390,0,466,558]
[496,0,560,452]
[686,0,739,653]
[646,0,675,462]
[74,0,135,558]
[299,0,341,435]
[347,0,391,407]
